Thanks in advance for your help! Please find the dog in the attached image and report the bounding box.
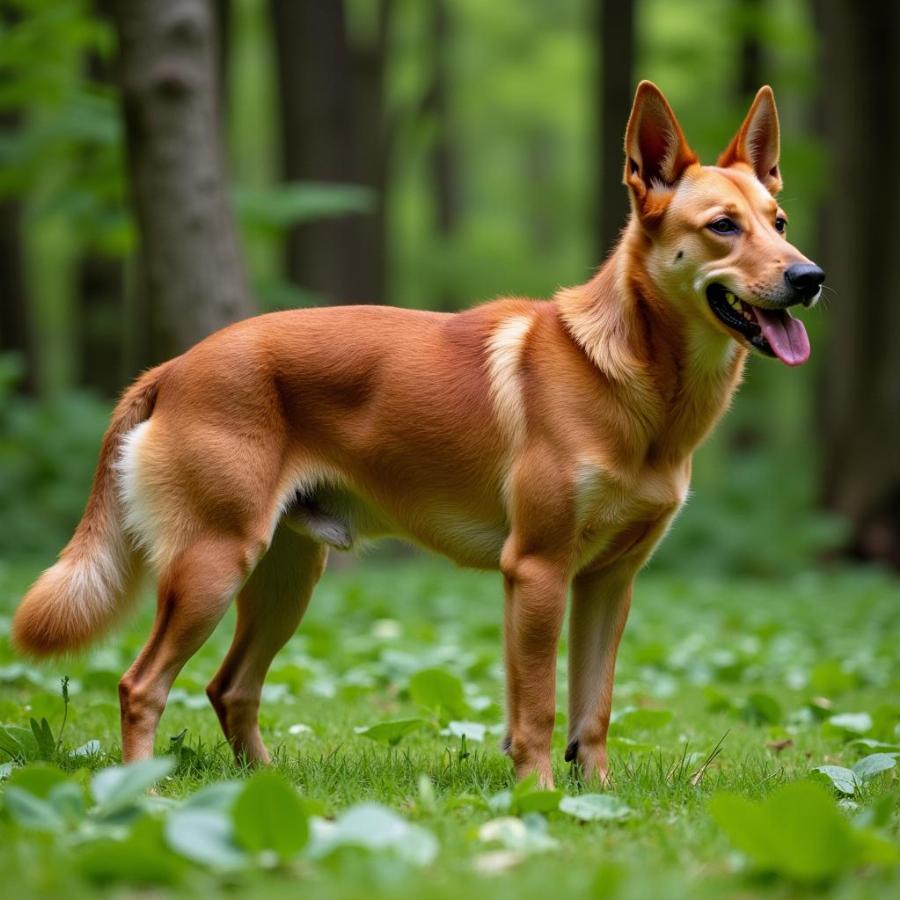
[13,82,823,787]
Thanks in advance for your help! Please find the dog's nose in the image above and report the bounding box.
[784,263,825,299]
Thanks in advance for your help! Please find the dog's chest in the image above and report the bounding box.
[572,460,690,569]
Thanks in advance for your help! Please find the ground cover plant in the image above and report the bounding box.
[0,555,897,898]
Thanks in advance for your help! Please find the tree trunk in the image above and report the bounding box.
[425,0,457,309]
[112,0,254,357]
[427,0,456,240]
[0,183,36,395]
[270,0,391,305]
[736,0,763,101]
[595,0,634,258]
[77,0,125,396]
[77,254,125,395]
[819,3,900,569]
[0,12,36,396]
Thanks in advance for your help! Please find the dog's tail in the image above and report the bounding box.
[12,361,172,657]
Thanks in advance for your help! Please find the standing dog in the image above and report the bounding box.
[14,83,822,787]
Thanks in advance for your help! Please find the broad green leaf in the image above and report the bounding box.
[742,692,783,725]
[559,794,632,822]
[6,762,67,798]
[812,765,860,795]
[709,793,780,869]
[478,816,558,852]
[711,782,865,883]
[826,712,872,735]
[810,660,857,696]
[75,817,183,886]
[48,781,85,822]
[72,739,101,757]
[764,782,858,882]
[354,718,427,746]
[232,771,309,859]
[91,757,175,812]
[166,807,247,870]
[516,789,562,814]
[850,738,900,753]
[409,668,469,722]
[182,781,243,812]
[0,724,38,760]
[308,803,438,866]
[852,753,897,780]
[3,785,65,831]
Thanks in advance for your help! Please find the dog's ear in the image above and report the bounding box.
[717,86,782,195]
[624,81,698,216]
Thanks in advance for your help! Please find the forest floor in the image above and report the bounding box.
[0,555,897,899]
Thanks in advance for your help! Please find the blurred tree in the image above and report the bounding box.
[270,0,391,305]
[77,0,123,397]
[596,0,634,258]
[113,0,254,356]
[0,139,35,396]
[425,0,458,308]
[819,2,900,570]
[737,0,762,100]
[0,6,36,395]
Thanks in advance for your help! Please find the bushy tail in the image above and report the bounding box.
[12,361,172,657]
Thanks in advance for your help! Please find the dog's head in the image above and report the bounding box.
[623,81,822,366]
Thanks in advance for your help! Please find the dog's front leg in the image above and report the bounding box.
[565,564,635,785]
[501,545,568,788]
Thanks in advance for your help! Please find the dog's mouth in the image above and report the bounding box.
[706,283,810,366]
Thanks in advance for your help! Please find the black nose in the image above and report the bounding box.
[784,263,825,299]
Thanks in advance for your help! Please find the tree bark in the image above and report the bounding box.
[819,3,900,569]
[596,0,634,258]
[112,0,254,357]
[270,0,391,305]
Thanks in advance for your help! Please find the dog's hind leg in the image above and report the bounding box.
[206,523,327,763]
[118,533,258,762]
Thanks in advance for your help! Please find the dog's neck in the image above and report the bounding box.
[556,223,746,463]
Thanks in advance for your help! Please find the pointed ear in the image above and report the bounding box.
[623,81,698,211]
[717,86,782,195]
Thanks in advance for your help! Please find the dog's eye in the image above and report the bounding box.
[774,216,787,233]
[708,217,739,235]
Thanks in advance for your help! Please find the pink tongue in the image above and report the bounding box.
[753,307,811,366]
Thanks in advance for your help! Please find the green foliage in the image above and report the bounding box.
[709,782,898,883]
[0,365,112,557]
[354,717,428,746]
[558,793,632,822]
[813,753,898,796]
[232,771,309,860]
[0,558,897,897]
[408,667,470,723]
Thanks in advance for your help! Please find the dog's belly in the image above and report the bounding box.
[283,478,508,569]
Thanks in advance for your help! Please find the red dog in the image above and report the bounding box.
[14,83,822,787]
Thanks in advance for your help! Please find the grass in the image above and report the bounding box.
[0,554,897,898]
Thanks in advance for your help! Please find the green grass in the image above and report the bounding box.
[0,555,897,898]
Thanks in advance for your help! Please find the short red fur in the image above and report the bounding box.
[13,83,822,786]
